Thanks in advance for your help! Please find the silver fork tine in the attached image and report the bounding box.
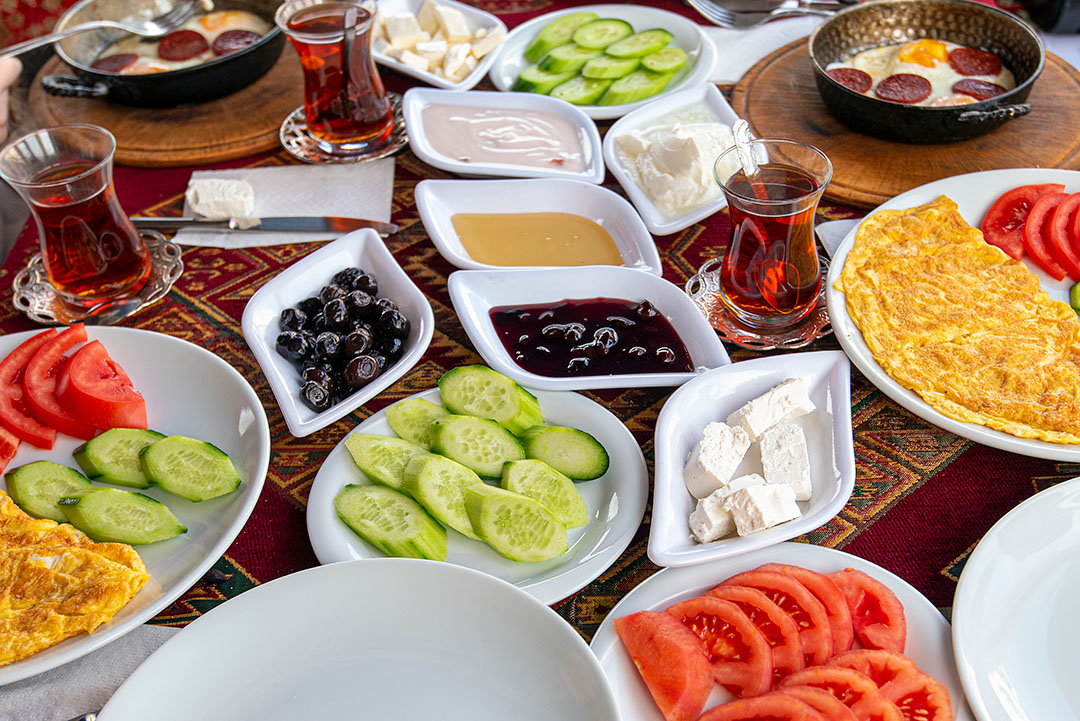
[158,0,198,30]
[686,0,737,27]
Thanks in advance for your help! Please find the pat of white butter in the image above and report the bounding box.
[185,178,255,221]
[727,377,816,442]
[722,484,801,536]
[683,421,751,499]
[760,421,812,501]
[689,473,766,543]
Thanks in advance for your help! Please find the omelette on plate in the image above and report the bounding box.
[835,196,1080,444]
[0,491,149,667]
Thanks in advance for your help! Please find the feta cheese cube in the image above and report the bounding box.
[434,4,471,42]
[471,26,505,59]
[452,52,478,81]
[414,39,448,63]
[416,0,441,35]
[373,36,396,58]
[722,485,801,537]
[432,28,447,43]
[442,42,471,79]
[384,13,428,49]
[726,377,816,441]
[474,26,488,38]
[683,422,750,499]
[760,422,812,501]
[397,49,431,72]
[689,474,766,543]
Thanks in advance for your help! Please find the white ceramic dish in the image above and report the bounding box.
[306,387,648,605]
[649,352,855,567]
[99,559,620,721]
[373,0,507,91]
[591,541,975,721]
[415,178,662,274]
[403,88,605,183]
[953,476,1080,721]
[447,266,731,391]
[488,4,719,120]
[0,327,270,686]
[603,83,740,236]
[241,229,435,438]
[826,168,1080,462]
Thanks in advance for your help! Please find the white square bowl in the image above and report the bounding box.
[447,265,731,391]
[416,178,662,274]
[648,351,856,567]
[241,229,435,437]
[403,88,605,183]
[603,83,741,236]
[373,0,506,91]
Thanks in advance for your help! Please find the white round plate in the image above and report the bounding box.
[99,559,620,721]
[826,168,1080,462]
[0,327,270,686]
[488,4,719,120]
[953,476,1080,721]
[306,387,648,605]
[591,542,975,721]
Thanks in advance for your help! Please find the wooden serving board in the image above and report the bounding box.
[731,40,1080,209]
[29,47,305,168]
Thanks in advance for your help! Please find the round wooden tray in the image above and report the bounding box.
[730,40,1080,209]
[28,47,305,168]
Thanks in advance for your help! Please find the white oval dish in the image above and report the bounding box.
[241,229,435,438]
[99,559,620,721]
[488,4,719,120]
[415,178,662,274]
[603,83,741,236]
[648,351,855,567]
[447,266,731,391]
[0,327,270,686]
[403,88,605,183]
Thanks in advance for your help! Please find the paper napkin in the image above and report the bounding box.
[704,16,827,85]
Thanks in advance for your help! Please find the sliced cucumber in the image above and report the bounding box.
[334,484,447,560]
[139,436,242,502]
[464,484,568,562]
[59,487,186,545]
[581,54,639,79]
[73,428,167,488]
[386,398,450,450]
[598,69,675,105]
[344,434,427,490]
[438,366,543,435]
[551,76,613,105]
[523,11,599,63]
[6,461,92,522]
[605,29,673,58]
[429,415,525,478]
[402,454,484,540]
[572,18,634,50]
[502,459,588,528]
[539,43,602,73]
[518,425,609,481]
[641,46,687,73]
[513,65,577,95]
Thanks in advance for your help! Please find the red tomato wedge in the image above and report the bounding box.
[613,611,714,721]
[1022,192,1069,280]
[23,324,98,441]
[780,666,888,720]
[981,183,1065,260]
[755,563,855,654]
[828,569,907,654]
[774,687,859,721]
[828,650,917,688]
[880,670,953,721]
[0,329,58,449]
[56,340,147,430]
[0,424,19,474]
[666,596,773,698]
[698,695,828,721]
[708,585,806,684]
[1048,192,1080,281]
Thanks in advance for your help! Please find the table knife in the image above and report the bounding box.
[130,216,398,237]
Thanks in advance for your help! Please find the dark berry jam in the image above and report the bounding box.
[489,298,693,377]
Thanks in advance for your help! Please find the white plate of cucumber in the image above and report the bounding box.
[306,367,648,605]
[488,4,719,120]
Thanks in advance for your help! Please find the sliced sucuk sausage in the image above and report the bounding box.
[212,29,261,56]
[874,74,932,104]
[826,67,873,94]
[948,47,1003,76]
[91,53,139,73]
[158,29,209,61]
[953,78,1008,101]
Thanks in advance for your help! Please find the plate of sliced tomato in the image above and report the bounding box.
[591,542,973,721]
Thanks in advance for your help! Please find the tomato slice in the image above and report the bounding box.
[780,666,892,720]
[0,329,58,449]
[0,424,19,474]
[708,585,805,684]
[666,596,773,698]
[879,670,953,721]
[1047,192,1080,281]
[23,324,98,441]
[828,569,907,654]
[827,649,917,688]
[698,695,828,721]
[55,340,147,430]
[717,571,834,666]
[980,183,1065,259]
[1022,192,1069,280]
[755,563,855,654]
[774,687,859,721]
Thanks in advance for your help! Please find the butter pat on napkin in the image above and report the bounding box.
[185,178,256,221]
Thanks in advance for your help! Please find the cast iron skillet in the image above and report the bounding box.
[809,0,1044,144]
[43,0,284,107]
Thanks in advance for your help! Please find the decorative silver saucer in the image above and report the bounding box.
[279,92,408,165]
[685,256,832,351]
[12,230,183,326]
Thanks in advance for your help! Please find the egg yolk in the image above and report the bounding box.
[896,39,949,68]
[198,11,245,32]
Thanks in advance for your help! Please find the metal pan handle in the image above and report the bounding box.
[957,104,1032,123]
[41,75,108,98]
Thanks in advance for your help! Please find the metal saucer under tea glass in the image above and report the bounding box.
[280,92,408,164]
[685,255,832,351]
[12,230,183,326]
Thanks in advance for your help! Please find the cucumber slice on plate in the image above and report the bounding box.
[6,461,92,522]
[551,76,613,105]
[641,46,687,73]
[334,483,447,561]
[581,55,639,79]
[464,484,568,562]
[59,487,186,545]
[429,415,525,478]
[539,43,603,73]
[402,454,484,540]
[73,428,167,488]
[598,69,675,105]
[502,459,589,528]
[523,11,599,63]
[514,65,577,95]
[518,425,610,481]
[572,18,634,50]
[438,366,543,435]
[344,433,427,490]
[604,29,674,58]
[140,436,242,502]
[386,397,450,450]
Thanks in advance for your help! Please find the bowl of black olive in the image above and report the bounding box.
[241,230,435,437]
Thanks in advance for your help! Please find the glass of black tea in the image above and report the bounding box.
[713,139,832,330]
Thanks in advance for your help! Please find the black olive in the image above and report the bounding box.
[297,296,323,317]
[276,331,312,362]
[302,367,334,392]
[367,350,388,373]
[300,381,332,411]
[345,355,381,388]
[345,290,377,320]
[356,271,378,296]
[378,309,410,338]
[279,307,307,332]
[314,332,342,359]
[374,297,397,314]
[656,346,677,364]
[319,284,347,304]
[635,300,658,319]
[310,312,328,333]
[333,267,363,290]
[323,298,350,331]
[344,327,373,356]
[375,335,404,359]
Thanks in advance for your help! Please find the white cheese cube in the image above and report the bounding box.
[397,49,431,72]
[384,13,428,49]
[442,42,471,79]
[373,36,396,58]
[185,178,255,221]
[683,422,750,499]
[723,485,802,537]
[414,39,448,64]
[471,26,504,59]
[434,4,471,42]
[760,422,813,501]
[474,26,488,38]
[452,52,477,81]
[416,0,441,35]
[432,27,447,42]
[689,474,766,543]
[726,377,816,441]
